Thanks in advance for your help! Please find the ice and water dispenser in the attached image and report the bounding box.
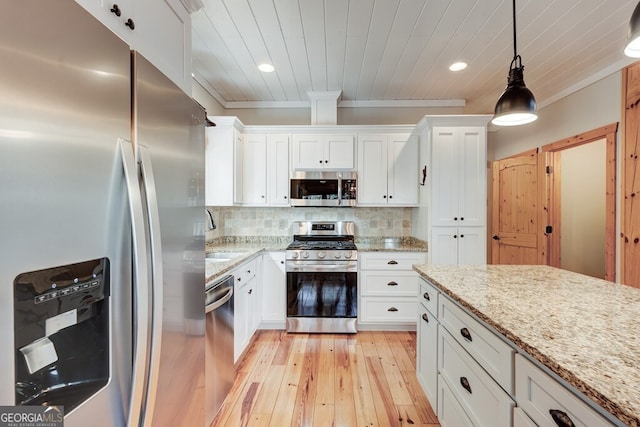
[13,258,110,411]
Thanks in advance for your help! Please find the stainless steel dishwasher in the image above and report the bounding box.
[205,275,235,425]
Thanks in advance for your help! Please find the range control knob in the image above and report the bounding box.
[318,251,326,259]
[291,252,299,259]
[344,251,353,259]
[302,251,309,259]
[334,252,342,259]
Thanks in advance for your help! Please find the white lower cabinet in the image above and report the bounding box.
[233,257,260,363]
[261,251,286,328]
[513,407,537,427]
[439,329,515,426]
[438,374,475,427]
[417,279,439,413]
[515,354,613,427]
[359,252,426,328]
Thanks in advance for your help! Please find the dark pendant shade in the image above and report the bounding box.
[625,2,640,57]
[492,63,537,126]
[492,0,537,126]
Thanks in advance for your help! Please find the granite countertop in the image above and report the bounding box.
[205,236,427,283]
[355,236,428,252]
[205,237,290,283]
[414,264,640,427]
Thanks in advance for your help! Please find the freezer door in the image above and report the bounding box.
[132,52,206,427]
[0,1,134,426]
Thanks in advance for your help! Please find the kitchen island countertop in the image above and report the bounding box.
[413,264,640,427]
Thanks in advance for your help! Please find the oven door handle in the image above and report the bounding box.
[286,263,356,273]
[337,173,342,206]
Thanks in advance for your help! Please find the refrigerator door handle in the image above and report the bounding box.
[137,144,164,427]
[118,139,151,427]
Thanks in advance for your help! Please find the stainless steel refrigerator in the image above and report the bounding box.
[0,1,205,426]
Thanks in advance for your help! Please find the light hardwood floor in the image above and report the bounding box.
[211,330,440,427]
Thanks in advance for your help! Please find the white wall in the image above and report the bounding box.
[561,140,606,279]
[489,71,621,160]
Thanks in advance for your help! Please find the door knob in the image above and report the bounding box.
[492,235,500,240]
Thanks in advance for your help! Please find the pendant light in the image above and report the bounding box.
[624,2,640,57]
[492,0,537,126]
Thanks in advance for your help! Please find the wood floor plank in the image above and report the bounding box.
[315,335,335,405]
[350,343,380,426]
[268,339,306,427]
[213,331,440,427]
[290,336,320,426]
[373,332,414,406]
[334,337,358,427]
[366,355,402,426]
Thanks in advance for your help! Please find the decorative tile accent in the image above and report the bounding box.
[205,206,413,240]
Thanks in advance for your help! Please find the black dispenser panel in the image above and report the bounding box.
[14,258,110,413]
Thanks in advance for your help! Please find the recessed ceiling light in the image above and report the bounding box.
[449,62,468,72]
[258,63,275,73]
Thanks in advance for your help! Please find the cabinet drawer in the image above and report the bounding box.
[440,297,514,394]
[360,270,418,296]
[419,278,439,316]
[515,354,613,427]
[234,257,258,285]
[359,252,426,270]
[439,329,514,427]
[513,407,537,427]
[359,297,416,323]
[438,373,475,427]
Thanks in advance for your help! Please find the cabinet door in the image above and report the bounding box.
[292,135,324,169]
[388,134,418,206]
[262,252,286,324]
[242,134,268,205]
[205,125,235,206]
[357,135,388,205]
[457,128,486,226]
[430,227,460,265]
[269,135,290,206]
[431,128,460,226]
[75,0,139,48]
[457,226,486,264]
[325,134,355,169]
[233,131,243,204]
[234,276,249,362]
[135,0,191,94]
[417,305,438,412]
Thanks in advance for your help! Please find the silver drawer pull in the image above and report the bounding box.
[387,281,398,286]
[549,409,575,427]
[460,327,472,342]
[387,260,398,265]
[460,377,472,394]
[387,307,398,312]
[423,292,430,301]
[421,313,429,323]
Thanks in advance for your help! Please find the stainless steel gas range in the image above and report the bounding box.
[286,221,358,333]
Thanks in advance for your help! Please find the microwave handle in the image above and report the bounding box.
[337,173,342,206]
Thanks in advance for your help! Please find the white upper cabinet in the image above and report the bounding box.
[292,134,355,170]
[268,134,290,206]
[241,134,268,206]
[357,133,418,206]
[205,117,243,206]
[75,0,192,94]
[431,127,486,227]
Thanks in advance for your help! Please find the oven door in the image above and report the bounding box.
[286,261,357,333]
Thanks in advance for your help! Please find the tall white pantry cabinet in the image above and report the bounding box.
[417,116,491,265]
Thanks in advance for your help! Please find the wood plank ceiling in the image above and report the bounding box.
[191,0,638,114]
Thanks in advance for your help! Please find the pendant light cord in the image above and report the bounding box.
[512,0,517,59]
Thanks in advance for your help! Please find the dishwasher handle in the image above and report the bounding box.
[205,277,234,313]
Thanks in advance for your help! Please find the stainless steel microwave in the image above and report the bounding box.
[289,171,357,207]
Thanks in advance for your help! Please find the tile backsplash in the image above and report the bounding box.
[205,206,412,241]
